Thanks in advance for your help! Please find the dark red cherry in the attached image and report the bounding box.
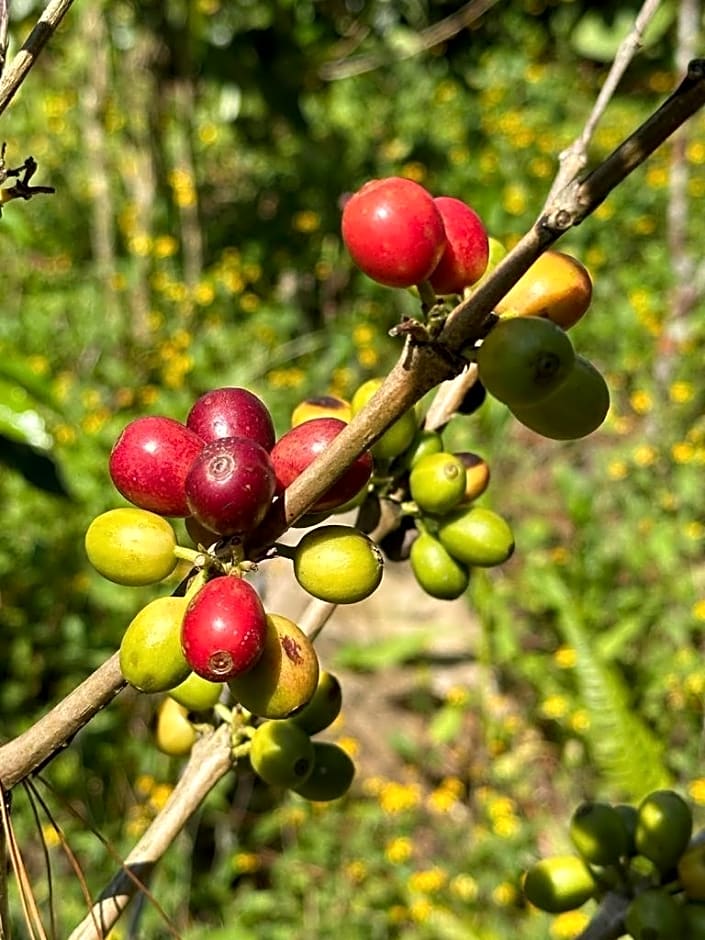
[187,387,276,451]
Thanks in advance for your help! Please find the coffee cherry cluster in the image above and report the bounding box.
[475,315,610,441]
[290,379,514,602]
[246,671,354,802]
[524,789,705,938]
[342,175,608,442]
[342,176,489,294]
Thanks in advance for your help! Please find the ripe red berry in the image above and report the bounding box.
[428,196,489,295]
[109,416,204,517]
[187,387,276,452]
[270,417,373,512]
[341,177,446,288]
[185,437,276,536]
[181,576,267,681]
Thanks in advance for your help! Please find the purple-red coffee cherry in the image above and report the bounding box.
[185,437,276,537]
[270,417,373,512]
[341,177,446,289]
[187,387,276,452]
[428,196,489,295]
[109,416,204,517]
[181,576,267,681]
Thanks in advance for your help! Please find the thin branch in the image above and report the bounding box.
[543,0,664,207]
[0,0,75,118]
[0,0,9,78]
[319,0,499,81]
[0,653,125,791]
[248,57,705,554]
[68,723,232,940]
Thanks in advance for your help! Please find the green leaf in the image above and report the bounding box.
[540,571,670,800]
[0,434,70,497]
[570,5,675,63]
[0,378,53,448]
[0,357,60,411]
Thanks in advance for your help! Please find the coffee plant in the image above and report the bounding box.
[1,2,705,938]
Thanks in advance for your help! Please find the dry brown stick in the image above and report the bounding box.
[429,0,666,425]
[319,0,499,81]
[0,0,76,117]
[67,723,232,940]
[543,0,664,207]
[0,653,125,791]
[2,57,705,806]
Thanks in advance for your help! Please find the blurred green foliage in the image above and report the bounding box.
[1,0,705,936]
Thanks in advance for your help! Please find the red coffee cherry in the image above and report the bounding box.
[187,386,276,451]
[270,417,373,512]
[341,177,446,288]
[185,436,276,536]
[109,415,204,517]
[428,196,489,295]
[181,576,267,681]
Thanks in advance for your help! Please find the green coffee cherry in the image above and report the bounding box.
[401,429,445,470]
[436,506,514,568]
[682,900,705,938]
[293,525,383,604]
[523,855,596,913]
[678,843,705,902]
[409,531,470,600]
[625,888,685,940]
[290,671,343,735]
[169,672,224,711]
[249,720,315,789]
[229,614,319,719]
[351,378,418,460]
[614,803,639,857]
[409,452,467,516]
[635,789,693,873]
[85,507,177,586]
[292,742,355,802]
[569,801,630,866]
[120,596,191,693]
[155,697,197,757]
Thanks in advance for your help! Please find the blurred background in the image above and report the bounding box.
[1,0,704,936]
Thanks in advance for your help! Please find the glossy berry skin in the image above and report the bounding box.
[292,742,355,802]
[109,415,204,517]
[270,417,373,512]
[120,596,191,693]
[185,436,276,536]
[84,507,177,586]
[187,387,275,452]
[635,788,693,873]
[181,576,267,681]
[229,613,319,719]
[476,316,575,408]
[291,671,343,735]
[249,719,315,789]
[341,177,446,288]
[523,855,596,913]
[428,196,489,295]
[293,525,384,604]
[569,801,630,866]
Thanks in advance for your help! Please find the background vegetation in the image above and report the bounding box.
[1,0,704,936]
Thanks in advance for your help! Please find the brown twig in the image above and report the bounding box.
[68,724,232,940]
[0,0,76,118]
[0,58,703,810]
[0,653,125,791]
[542,0,665,208]
[319,0,499,81]
[250,58,705,556]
